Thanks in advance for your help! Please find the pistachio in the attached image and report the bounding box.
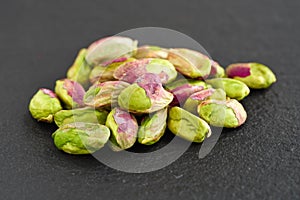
[206,78,250,101]
[113,58,177,84]
[54,107,108,127]
[167,48,211,79]
[198,99,247,128]
[85,36,138,66]
[52,122,110,154]
[134,45,168,59]
[138,107,168,145]
[55,79,86,109]
[168,106,211,143]
[168,84,204,106]
[226,62,276,89]
[208,60,225,78]
[29,88,63,123]
[118,73,173,113]
[106,108,138,150]
[165,78,209,90]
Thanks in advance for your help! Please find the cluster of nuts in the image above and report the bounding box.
[29,36,276,154]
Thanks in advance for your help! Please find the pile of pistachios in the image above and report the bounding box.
[29,36,276,154]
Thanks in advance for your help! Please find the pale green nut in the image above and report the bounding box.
[29,88,62,123]
[226,62,277,89]
[138,107,168,145]
[168,106,211,143]
[206,78,250,101]
[134,45,169,59]
[106,108,138,150]
[52,122,110,154]
[54,107,108,127]
[66,48,91,89]
[165,78,209,91]
[198,99,247,128]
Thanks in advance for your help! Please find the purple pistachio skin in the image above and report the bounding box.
[226,63,251,78]
[169,84,204,106]
[41,88,57,98]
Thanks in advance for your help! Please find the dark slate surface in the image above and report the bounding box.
[0,0,299,199]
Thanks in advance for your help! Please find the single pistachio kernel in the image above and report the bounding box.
[165,78,209,90]
[29,88,63,123]
[138,107,168,145]
[226,62,277,89]
[198,98,247,128]
[89,57,136,84]
[113,58,177,84]
[54,107,108,127]
[206,78,250,101]
[167,48,211,79]
[208,60,225,78]
[183,88,226,114]
[55,79,86,109]
[84,81,130,109]
[168,84,204,107]
[106,108,138,150]
[118,73,174,114]
[85,36,138,66]
[66,48,91,89]
[52,122,110,154]
[133,45,169,59]
[168,106,211,143]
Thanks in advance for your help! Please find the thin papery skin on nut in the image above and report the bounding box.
[183,88,226,114]
[66,48,91,89]
[113,58,177,84]
[54,107,108,127]
[167,106,211,143]
[84,81,130,109]
[138,107,168,145]
[226,63,276,89]
[29,89,63,123]
[118,73,174,113]
[133,45,169,59]
[198,99,247,128]
[169,84,204,107]
[89,57,135,84]
[55,79,86,109]
[105,108,138,150]
[167,48,212,79]
[52,122,110,154]
[206,78,250,101]
[85,36,138,66]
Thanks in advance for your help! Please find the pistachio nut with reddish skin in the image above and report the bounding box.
[183,88,226,114]
[138,107,168,145]
[168,84,204,107]
[55,79,86,109]
[118,73,174,114]
[89,57,135,84]
[226,62,276,89]
[167,48,212,79]
[106,108,138,150]
[168,106,211,143]
[66,48,91,89]
[29,88,63,123]
[134,45,168,59]
[85,36,138,66]
[84,81,130,109]
[165,78,210,91]
[113,58,177,84]
[198,99,247,128]
[208,60,225,78]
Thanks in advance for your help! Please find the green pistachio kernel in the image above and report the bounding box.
[165,78,209,91]
[52,122,110,154]
[134,45,168,59]
[168,106,211,143]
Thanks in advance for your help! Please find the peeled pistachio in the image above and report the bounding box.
[89,57,135,84]
[168,84,204,106]
[106,108,138,150]
[52,122,110,154]
[206,78,250,101]
[84,81,130,109]
[165,78,209,90]
[138,107,168,145]
[183,88,226,114]
[168,106,211,143]
[85,36,138,66]
[66,48,91,89]
[167,48,211,79]
[198,99,247,128]
[54,107,108,127]
[118,73,174,113]
[113,58,177,84]
[55,79,86,109]
[226,62,276,89]
[134,45,168,59]
[208,60,225,78]
[29,88,63,123]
